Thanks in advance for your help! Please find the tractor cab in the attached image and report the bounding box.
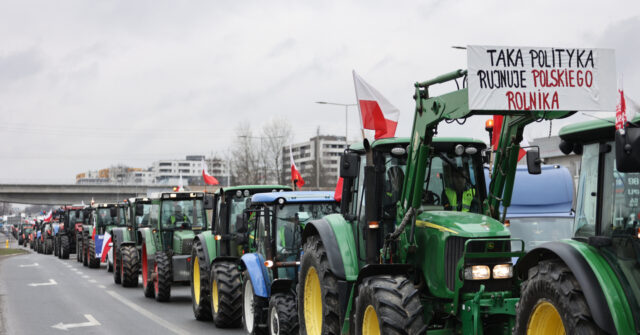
[155,192,208,253]
[92,203,126,235]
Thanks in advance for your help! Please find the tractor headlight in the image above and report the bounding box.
[492,264,513,279]
[464,265,490,280]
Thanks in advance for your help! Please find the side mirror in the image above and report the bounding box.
[481,149,491,164]
[616,127,640,172]
[340,152,360,178]
[110,207,118,218]
[204,194,214,209]
[526,148,542,175]
[135,203,144,216]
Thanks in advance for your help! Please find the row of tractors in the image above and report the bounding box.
[17,69,640,335]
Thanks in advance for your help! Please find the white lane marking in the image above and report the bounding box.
[19,262,39,267]
[82,275,89,279]
[51,314,101,331]
[28,279,57,287]
[105,290,188,335]
[98,285,106,289]
[89,279,97,283]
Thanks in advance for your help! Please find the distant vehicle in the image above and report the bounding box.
[486,165,574,255]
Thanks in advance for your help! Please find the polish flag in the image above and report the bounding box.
[334,177,344,202]
[491,115,527,161]
[616,89,627,131]
[353,71,400,140]
[290,145,304,188]
[43,210,52,223]
[100,231,112,263]
[201,160,219,185]
[176,172,184,192]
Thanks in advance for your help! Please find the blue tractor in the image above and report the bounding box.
[239,191,338,335]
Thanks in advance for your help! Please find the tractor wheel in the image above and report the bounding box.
[190,240,212,321]
[76,234,83,263]
[61,235,70,259]
[106,253,113,273]
[113,246,122,284]
[242,272,268,335]
[121,245,139,287]
[211,261,242,328]
[88,239,100,268]
[142,245,155,298]
[515,259,604,335]
[297,235,341,335]
[45,239,53,255]
[354,275,426,335]
[82,237,89,267]
[268,293,299,335]
[54,237,59,257]
[154,252,172,302]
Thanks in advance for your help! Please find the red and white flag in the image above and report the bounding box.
[290,145,304,188]
[491,115,527,161]
[334,177,344,202]
[616,89,627,131]
[100,231,112,263]
[175,172,184,192]
[43,210,52,223]
[201,160,219,185]
[353,71,400,140]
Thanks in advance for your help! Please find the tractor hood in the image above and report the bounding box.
[415,211,510,238]
[172,230,195,255]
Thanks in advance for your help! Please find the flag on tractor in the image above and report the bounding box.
[353,71,400,140]
[100,231,112,262]
[201,160,219,185]
[43,210,52,223]
[491,115,527,161]
[176,172,184,192]
[290,145,304,188]
[616,89,627,131]
[334,177,344,202]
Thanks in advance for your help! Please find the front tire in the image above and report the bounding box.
[154,252,172,302]
[142,245,155,298]
[61,235,70,259]
[297,235,341,335]
[121,245,139,287]
[354,275,426,335]
[113,245,121,284]
[211,261,242,328]
[242,273,267,335]
[88,239,100,268]
[515,259,604,334]
[190,240,212,321]
[268,293,299,335]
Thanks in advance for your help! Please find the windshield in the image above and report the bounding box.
[68,210,84,223]
[135,204,153,227]
[228,196,251,233]
[96,208,126,227]
[161,199,205,230]
[507,216,574,251]
[421,152,483,213]
[275,202,339,253]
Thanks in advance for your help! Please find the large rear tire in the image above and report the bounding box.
[53,237,59,257]
[76,233,83,263]
[88,239,100,268]
[113,245,121,284]
[354,275,426,335]
[61,235,70,259]
[154,252,172,302]
[242,272,268,335]
[190,240,212,321]
[45,239,53,255]
[211,261,242,328]
[515,259,604,335]
[142,244,155,298]
[297,235,341,335]
[121,245,139,287]
[268,293,299,335]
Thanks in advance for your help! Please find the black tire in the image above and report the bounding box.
[18,237,23,246]
[54,237,59,257]
[515,259,604,335]
[211,261,242,328]
[354,275,426,335]
[121,245,139,287]
[106,253,113,272]
[154,252,172,302]
[142,245,155,298]
[297,235,341,335]
[45,239,53,255]
[61,235,70,259]
[88,239,100,268]
[242,272,268,335]
[190,240,212,321]
[76,234,83,262]
[113,245,122,284]
[268,293,299,335]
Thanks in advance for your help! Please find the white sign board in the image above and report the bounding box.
[467,45,616,111]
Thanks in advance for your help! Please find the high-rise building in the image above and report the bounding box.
[284,135,347,188]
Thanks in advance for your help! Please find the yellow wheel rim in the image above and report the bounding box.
[212,279,219,313]
[304,267,322,335]
[527,301,565,335]
[193,256,200,304]
[362,305,380,335]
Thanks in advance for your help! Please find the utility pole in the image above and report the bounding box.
[315,127,320,189]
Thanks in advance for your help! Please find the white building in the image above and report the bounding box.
[284,135,347,188]
[153,155,231,186]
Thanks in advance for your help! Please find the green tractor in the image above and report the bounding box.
[297,69,572,334]
[514,117,640,334]
[111,197,154,287]
[139,191,213,302]
[189,185,291,326]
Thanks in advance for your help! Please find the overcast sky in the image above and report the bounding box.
[1,0,639,183]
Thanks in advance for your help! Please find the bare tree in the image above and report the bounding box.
[229,123,261,184]
[261,117,293,184]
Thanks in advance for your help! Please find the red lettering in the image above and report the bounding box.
[568,70,575,87]
[531,70,540,87]
[550,70,557,87]
[585,71,593,87]
[552,91,559,109]
[556,70,565,87]
[506,91,515,110]
[577,70,584,86]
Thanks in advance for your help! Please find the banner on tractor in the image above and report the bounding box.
[467,45,616,111]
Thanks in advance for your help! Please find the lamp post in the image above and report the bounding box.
[315,101,357,143]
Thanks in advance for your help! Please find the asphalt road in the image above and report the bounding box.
[0,232,245,335]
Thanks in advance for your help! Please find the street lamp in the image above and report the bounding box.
[315,101,357,142]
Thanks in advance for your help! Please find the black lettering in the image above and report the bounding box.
[486,49,497,66]
[566,49,575,68]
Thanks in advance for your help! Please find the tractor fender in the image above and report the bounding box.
[111,228,125,250]
[240,253,270,298]
[302,215,359,281]
[194,231,216,270]
[139,229,157,259]
[517,241,616,334]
